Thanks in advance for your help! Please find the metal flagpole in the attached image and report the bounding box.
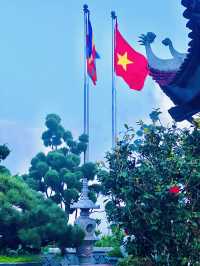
[111,11,117,149]
[70,9,99,264]
[86,22,90,162]
[83,4,89,163]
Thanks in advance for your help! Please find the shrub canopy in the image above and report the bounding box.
[99,111,200,265]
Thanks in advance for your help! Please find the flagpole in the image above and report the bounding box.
[86,85,89,161]
[86,20,90,162]
[83,4,89,163]
[111,11,117,149]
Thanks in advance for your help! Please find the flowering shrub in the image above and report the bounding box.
[98,111,200,265]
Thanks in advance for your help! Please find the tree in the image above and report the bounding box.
[98,110,200,265]
[0,144,10,175]
[0,173,84,253]
[23,114,100,216]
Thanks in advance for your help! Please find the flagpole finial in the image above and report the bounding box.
[83,4,89,13]
[111,11,117,20]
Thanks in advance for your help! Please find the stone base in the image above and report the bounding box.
[47,247,118,265]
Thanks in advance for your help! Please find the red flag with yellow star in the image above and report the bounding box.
[114,25,149,90]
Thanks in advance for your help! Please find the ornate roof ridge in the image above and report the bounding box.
[170,0,200,87]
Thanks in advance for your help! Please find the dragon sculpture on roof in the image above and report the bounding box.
[139,0,200,122]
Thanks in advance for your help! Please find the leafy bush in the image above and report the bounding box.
[117,256,152,266]
[98,111,200,265]
[95,225,124,257]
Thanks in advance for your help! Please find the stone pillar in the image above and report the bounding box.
[75,209,98,264]
[70,177,100,265]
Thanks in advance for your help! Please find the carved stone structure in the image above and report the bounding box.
[44,247,117,265]
[71,176,100,265]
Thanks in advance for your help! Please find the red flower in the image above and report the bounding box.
[169,185,180,194]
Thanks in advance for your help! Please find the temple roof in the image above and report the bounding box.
[171,0,200,87]
[141,0,200,89]
[140,0,200,122]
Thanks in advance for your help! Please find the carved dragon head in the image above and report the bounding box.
[138,32,156,45]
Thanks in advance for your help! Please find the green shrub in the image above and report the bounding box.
[95,225,124,258]
[99,111,200,265]
[117,256,152,266]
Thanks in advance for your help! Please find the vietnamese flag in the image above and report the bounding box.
[114,25,149,90]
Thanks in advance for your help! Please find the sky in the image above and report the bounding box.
[0,0,189,175]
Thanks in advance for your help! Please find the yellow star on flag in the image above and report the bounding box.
[117,52,133,71]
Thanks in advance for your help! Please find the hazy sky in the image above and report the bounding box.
[0,0,189,174]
